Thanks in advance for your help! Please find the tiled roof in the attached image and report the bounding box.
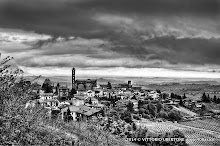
[61,105,101,116]
[61,105,80,112]
[83,108,101,116]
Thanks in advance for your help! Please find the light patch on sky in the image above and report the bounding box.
[23,66,220,79]
[0,28,51,43]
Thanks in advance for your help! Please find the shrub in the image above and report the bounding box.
[168,110,182,122]
[133,115,141,120]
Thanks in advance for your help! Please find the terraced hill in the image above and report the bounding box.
[135,119,220,146]
[172,106,198,117]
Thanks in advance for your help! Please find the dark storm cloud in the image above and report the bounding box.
[0,0,108,38]
[76,0,220,16]
[0,0,219,38]
[94,30,220,66]
[142,36,220,65]
[1,0,220,70]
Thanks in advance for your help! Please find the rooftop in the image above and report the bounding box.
[61,105,80,112]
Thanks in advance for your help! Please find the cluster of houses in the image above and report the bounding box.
[26,68,220,124]
[27,74,168,123]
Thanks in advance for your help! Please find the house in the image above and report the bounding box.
[85,103,104,109]
[39,93,54,102]
[164,100,179,106]
[131,86,142,91]
[86,97,99,105]
[94,89,104,97]
[59,101,71,109]
[75,79,97,91]
[86,90,95,97]
[76,106,102,121]
[31,83,41,93]
[116,100,129,108]
[210,109,220,115]
[195,103,202,108]
[25,100,40,109]
[71,95,85,106]
[40,99,60,110]
[61,105,102,121]
[147,91,160,100]
[130,100,138,111]
[58,86,69,98]
[61,105,80,121]
[99,84,108,89]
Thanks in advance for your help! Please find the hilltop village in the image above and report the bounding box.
[25,68,220,146]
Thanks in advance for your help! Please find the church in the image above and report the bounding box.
[72,68,97,91]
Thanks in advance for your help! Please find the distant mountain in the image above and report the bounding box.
[23,75,220,87]
[97,77,122,84]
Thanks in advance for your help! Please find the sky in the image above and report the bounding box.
[1,0,220,78]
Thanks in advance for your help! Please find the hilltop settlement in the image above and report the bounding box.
[25,68,220,146]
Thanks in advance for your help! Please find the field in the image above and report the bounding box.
[179,119,220,133]
[135,119,220,146]
[172,106,198,117]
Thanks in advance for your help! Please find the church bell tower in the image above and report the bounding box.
[72,67,76,89]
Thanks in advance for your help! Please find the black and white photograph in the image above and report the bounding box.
[1,0,220,145]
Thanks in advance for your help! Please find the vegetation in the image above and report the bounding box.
[131,128,187,146]
[0,55,129,146]
[201,92,211,103]
[107,81,112,89]
[126,100,134,112]
[42,78,53,93]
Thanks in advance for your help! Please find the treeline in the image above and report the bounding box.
[201,93,220,104]
[137,100,182,122]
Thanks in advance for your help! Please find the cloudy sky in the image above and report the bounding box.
[1,0,220,78]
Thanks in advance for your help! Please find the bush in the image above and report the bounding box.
[142,114,151,119]
[168,110,182,122]
[157,111,168,119]
[133,115,141,120]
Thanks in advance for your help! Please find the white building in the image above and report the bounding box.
[39,93,54,102]
[71,95,85,106]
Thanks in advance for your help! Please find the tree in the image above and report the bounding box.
[170,93,175,99]
[107,82,112,89]
[127,101,134,112]
[162,93,168,99]
[156,101,163,113]
[109,109,120,121]
[157,111,168,119]
[88,97,92,104]
[217,98,220,104]
[139,108,145,115]
[179,97,184,107]
[183,93,187,99]
[156,89,161,94]
[70,88,77,96]
[148,102,156,117]
[42,78,53,93]
[131,95,137,100]
[138,100,144,109]
[200,104,207,116]
[213,95,217,103]
[66,107,72,122]
[120,110,133,123]
[207,94,211,102]
[142,114,151,119]
[132,122,137,131]
[201,92,207,102]
[168,110,182,122]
